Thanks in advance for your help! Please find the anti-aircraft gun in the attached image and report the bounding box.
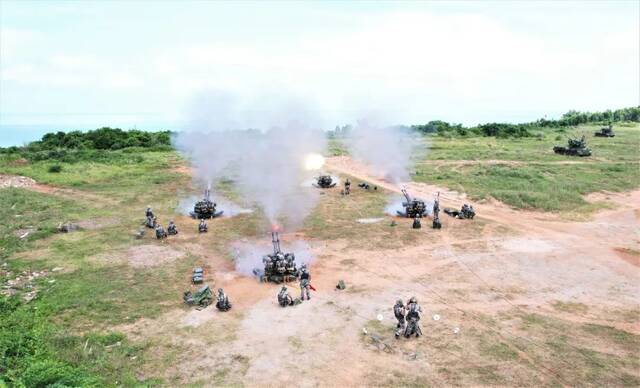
[190,189,224,219]
[397,188,427,218]
[183,284,213,308]
[553,135,592,157]
[594,123,615,137]
[255,232,299,284]
[314,175,337,188]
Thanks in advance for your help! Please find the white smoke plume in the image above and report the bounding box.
[176,195,252,217]
[173,90,327,230]
[346,119,421,184]
[231,239,316,278]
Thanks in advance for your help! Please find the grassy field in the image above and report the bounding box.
[413,124,640,214]
[0,151,195,386]
[1,124,639,386]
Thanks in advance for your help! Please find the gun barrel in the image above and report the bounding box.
[204,188,211,201]
[271,232,281,254]
[401,188,411,202]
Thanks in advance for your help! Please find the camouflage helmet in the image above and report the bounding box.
[396,299,403,305]
[410,296,417,303]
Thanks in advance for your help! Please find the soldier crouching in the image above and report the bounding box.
[277,285,294,307]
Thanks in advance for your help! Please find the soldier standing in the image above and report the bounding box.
[432,193,442,229]
[299,264,311,301]
[393,299,406,338]
[344,178,351,195]
[216,288,231,311]
[405,296,422,338]
[198,219,208,233]
[145,206,154,218]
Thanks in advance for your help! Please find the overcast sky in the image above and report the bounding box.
[1,0,638,131]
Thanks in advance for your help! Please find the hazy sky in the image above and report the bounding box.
[1,0,638,130]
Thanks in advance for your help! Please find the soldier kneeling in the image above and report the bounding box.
[198,219,208,233]
[277,285,294,307]
[167,220,178,235]
[155,224,167,239]
[216,288,232,311]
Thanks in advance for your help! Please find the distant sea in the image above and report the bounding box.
[0,124,178,148]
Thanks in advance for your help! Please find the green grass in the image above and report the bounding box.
[303,180,424,249]
[0,151,195,386]
[414,124,640,214]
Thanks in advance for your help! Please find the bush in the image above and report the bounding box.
[411,106,639,138]
[48,165,63,173]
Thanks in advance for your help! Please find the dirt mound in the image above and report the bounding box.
[127,245,185,267]
[0,174,36,189]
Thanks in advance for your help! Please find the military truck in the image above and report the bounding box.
[553,136,592,157]
[255,232,299,283]
[594,124,615,137]
[314,175,337,188]
[397,188,427,218]
[183,284,213,307]
[190,189,224,219]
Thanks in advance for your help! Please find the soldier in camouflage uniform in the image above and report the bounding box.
[198,219,208,233]
[146,215,157,229]
[216,288,232,311]
[155,223,167,239]
[145,206,154,218]
[299,264,311,301]
[167,220,178,235]
[344,178,351,195]
[275,254,286,278]
[432,193,442,229]
[285,254,297,280]
[393,299,406,338]
[404,296,422,338]
[278,285,293,307]
[412,216,422,229]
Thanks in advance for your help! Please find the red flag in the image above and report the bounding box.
[309,284,317,291]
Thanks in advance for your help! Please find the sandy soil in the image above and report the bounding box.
[104,156,640,385]
[7,159,636,385]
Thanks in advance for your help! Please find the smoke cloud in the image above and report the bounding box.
[346,119,421,184]
[173,90,327,230]
[231,239,316,278]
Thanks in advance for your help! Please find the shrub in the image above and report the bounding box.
[48,165,62,173]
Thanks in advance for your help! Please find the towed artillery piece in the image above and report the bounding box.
[254,232,299,284]
[314,175,337,188]
[553,136,592,157]
[397,188,427,218]
[190,189,224,219]
[183,284,213,307]
[594,124,615,137]
[444,204,475,219]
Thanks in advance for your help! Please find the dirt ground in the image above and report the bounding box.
[9,156,639,385]
[107,156,640,386]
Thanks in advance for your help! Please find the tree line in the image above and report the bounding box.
[413,106,639,138]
